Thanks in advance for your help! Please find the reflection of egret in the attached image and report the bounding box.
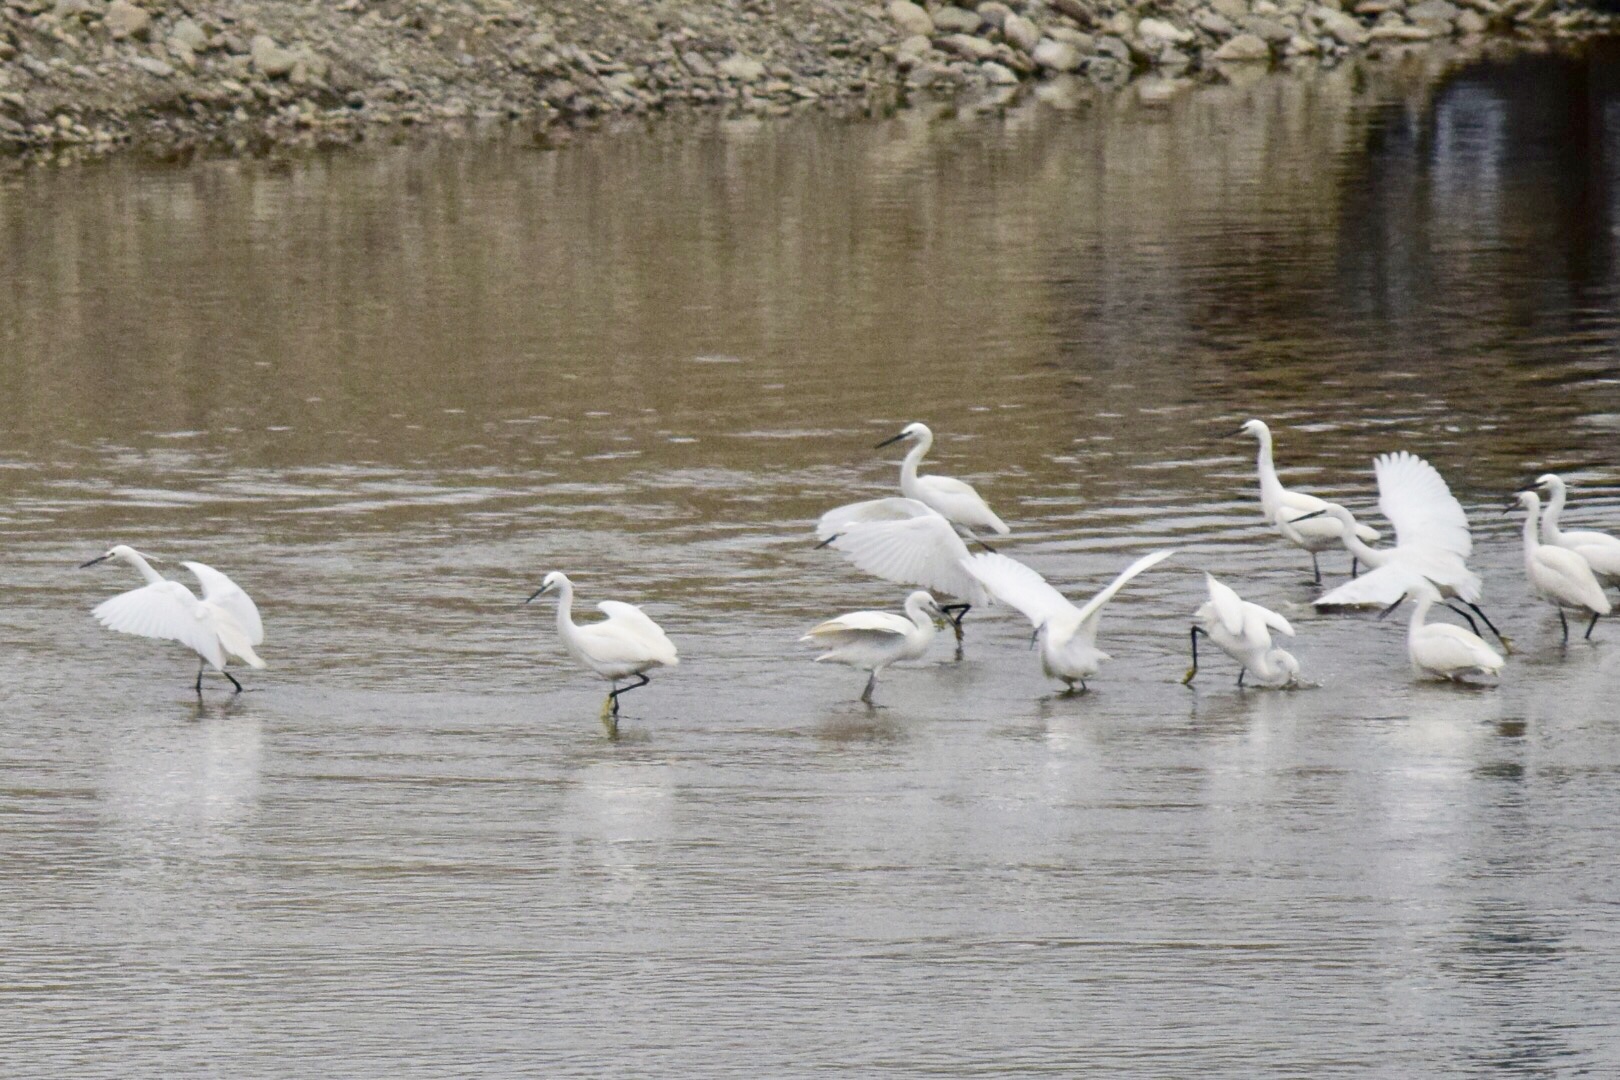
[1379,580,1504,681]
[1529,473,1620,590]
[527,571,678,730]
[816,497,989,635]
[1509,491,1610,643]
[801,590,942,704]
[1239,418,1377,582]
[81,545,266,693]
[962,549,1175,692]
[875,421,1009,541]
[1183,573,1299,688]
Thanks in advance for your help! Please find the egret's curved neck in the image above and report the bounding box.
[904,596,933,633]
[1252,429,1283,504]
[899,434,931,491]
[1408,594,1435,636]
[552,580,577,637]
[1255,649,1293,683]
[1521,502,1541,564]
[1336,513,1384,566]
[121,551,164,585]
[1541,482,1567,543]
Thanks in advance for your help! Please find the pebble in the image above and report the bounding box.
[1032,39,1084,72]
[251,35,299,79]
[1213,32,1272,60]
[886,0,933,37]
[102,0,150,42]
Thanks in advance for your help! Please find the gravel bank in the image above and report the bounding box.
[0,0,1611,160]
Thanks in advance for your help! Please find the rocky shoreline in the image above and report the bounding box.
[0,0,1612,162]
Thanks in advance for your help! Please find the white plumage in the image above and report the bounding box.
[817,498,989,633]
[1239,418,1378,581]
[1513,490,1611,643]
[800,590,942,703]
[527,571,678,725]
[1184,573,1299,688]
[83,545,266,693]
[1382,580,1504,681]
[1533,473,1620,587]
[961,548,1175,691]
[877,422,1009,537]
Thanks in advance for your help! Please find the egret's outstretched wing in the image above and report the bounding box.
[596,601,679,666]
[916,475,1011,535]
[1376,452,1471,558]
[821,501,987,605]
[182,561,264,645]
[961,553,1076,629]
[1073,550,1176,634]
[93,581,227,669]
[1204,574,1246,637]
[803,611,913,638]
[1255,605,1295,638]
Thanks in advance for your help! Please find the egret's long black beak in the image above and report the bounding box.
[1502,503,1519,515]
[526,586,548,603]
[815,534,840,549]
[1233,426,1248,436]
[79,554,110,568]
[1377,595,1408,620]
[1290,509,1327,524]
[874,432,906,449]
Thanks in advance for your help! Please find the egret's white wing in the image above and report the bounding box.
[1559,533,1620,579]
[816,497,934,541]
[1376,452,1471,558]
[1252,603,1295,638]
[1532,548,1612,614]
[1204,574,1246,637]
[960,553,1076,629]
[595,601,679,666]
[916,475,1010,535]
[803,610,913,638]
[1417,624,1503,675]
[1074,549,1176,635]
[93,580,227,669]
[1313,562,1420,608]
[823,507,987,605]
[182,561,264,645]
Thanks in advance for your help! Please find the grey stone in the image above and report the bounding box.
[981,59,1018,83]
[169,17,209,52]
[976,2,1014,29]
[250,35,298,78]
[1194,9,1236,34]
[1031,37,1083,70]
[1093,35,1132,62]
[1456,8,1487,31]
[131,55,173,78]
[938,33,997,60]
[887,0,934,37]
[1405,0,1459,24]
[931,6,984,33]
[1212,32,1271,59]
[1210,0,1252,20]
[1137,17,1193,46]
[1310,5,1370,43]
[1002,13,1040,52]
[1245,15,1295,41]
[717,53,765,80]
[102,0,151,41]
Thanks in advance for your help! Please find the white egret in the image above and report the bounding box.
[1298,452,1504,646]
[961,548,1175,692]
[81,545,266,693]
[1510,491,1611,643]
[816,497,989,636]
[1183,573,1299,688]
[875,422,1010,540]
[1379,580,1504,682]
[1239,418,1378,582]
[527,571,678,726]
[1529,473,1620,589]
[800,590,943,704]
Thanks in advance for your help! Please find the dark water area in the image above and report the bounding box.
[1,42,1619,1076]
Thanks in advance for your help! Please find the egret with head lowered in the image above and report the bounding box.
[1509,490,1610,643]
[527,572,678,731]
[961,548,1175,693]
[1238,418,1378,582]
[800,590,943,704]
[1183,573,1299,688]
[876,421,1009,543]
[82,545,265,693]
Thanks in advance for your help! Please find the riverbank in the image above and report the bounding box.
[0,0,1612,161]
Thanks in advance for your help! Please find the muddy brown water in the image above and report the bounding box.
[2,45,1619,1076]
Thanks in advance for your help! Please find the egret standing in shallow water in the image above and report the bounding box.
[1528,473,1620,592]
[1379,580,1504,682]
[800,590,943,704]
[1239,419,1378,582]
[875,422,1010,542]
[527,571,679,730]
[961,548,1175,692]
[82,545,266,693]
[816,497,989,637]
[1183,573,1300,688]
[1509,491,1611,643]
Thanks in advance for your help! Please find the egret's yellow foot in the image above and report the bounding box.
[1181,667,1197,685]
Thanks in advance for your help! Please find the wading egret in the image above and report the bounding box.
[875,422,1009,540]
[961,548,1175,692]
[1529,473,1620,589]
[1183,573,1299,688]
[1379,580,1504,682]
[816,497,989,636]
[527,571,678,727]
[81,545,266,693]
[800,590,943,704]
[1509,491,1611,643]
[1239,418,1378,582]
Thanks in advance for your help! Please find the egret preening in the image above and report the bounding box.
[1183,573,1299,688]
[1300,452,1504,647]
[1509,491,1611,643]
[1529,473,1620,590]
[875,422,1010,542]
[82,545,266,693]
[1239,418,1378,582]
[1379,580,1504,682]
[816,497,989,636]
[527,571,678,729]
[961,548,1175,692]
[800,590,943,704]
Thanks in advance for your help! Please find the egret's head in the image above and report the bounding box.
[876,421,931,449]
[909,590,944,622]
[1271,648,1301,681]
[1508,489,1540,515]
[526,571,569,603]
[79,544,155,569]
[1237,418,1269,440]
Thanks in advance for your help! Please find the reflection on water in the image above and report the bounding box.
[2,42,1620,1076]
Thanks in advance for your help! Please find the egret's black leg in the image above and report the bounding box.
[939,603,971,627]
[1310,552,1321,584]
[607,673,651,713]
[814,534,840,550]
[1465,603,1505,647]
[861,671,878,704]
[223,670,244,694]
[1586,612,1601,640]
[195,661,205,695]
[1237,667,1246,688]
[1351,556,1360,579]
[1182,626,1202,685]
[1444,603,1479,636]
[1558,608,1570,644]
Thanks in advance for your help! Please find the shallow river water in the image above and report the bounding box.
[3,43,1620,1077]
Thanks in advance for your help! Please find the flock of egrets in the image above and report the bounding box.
[80,419,1618,724]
